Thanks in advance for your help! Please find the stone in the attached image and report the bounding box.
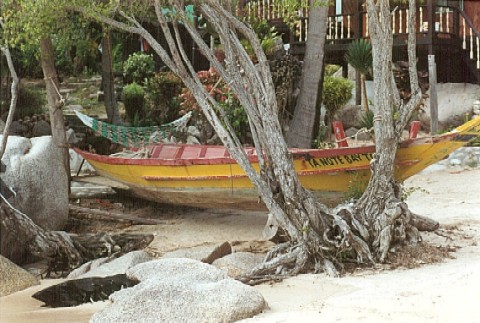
[212,252,265,277]
[162,242,232,264]
[127,258,228,282]
[1,136,69,263]
[91,258,265,323]
[0,254,39,296]
[335,105,363,129]
[68,251,153,279]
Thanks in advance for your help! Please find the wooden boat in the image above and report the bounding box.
[74,118,480,209]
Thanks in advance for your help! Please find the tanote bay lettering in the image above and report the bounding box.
[306,153,374,168]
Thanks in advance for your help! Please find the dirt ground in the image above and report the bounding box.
[0,167,479,322]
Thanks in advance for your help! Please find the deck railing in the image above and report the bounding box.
[240,1,479,72]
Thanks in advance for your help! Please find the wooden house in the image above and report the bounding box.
[240,0,480,85]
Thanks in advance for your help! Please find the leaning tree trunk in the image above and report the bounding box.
[39,38,71,185]
[101,28,123,125]
[354,0,424,261]
[286,1,328,148]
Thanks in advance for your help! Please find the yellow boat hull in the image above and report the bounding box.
[76,118,480,209]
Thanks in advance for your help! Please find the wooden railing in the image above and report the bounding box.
[240,1,479,69]
[459,9,480,69]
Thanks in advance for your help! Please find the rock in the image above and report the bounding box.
[0,136,68,229]
[127,258,228,282]
[212,252,265,277]
[335,105,363,129]
[162,242,232,264]
[91,258,265,323]
[186,135,201,144]
[0,254,39,296]
[0,136,69,263]
[68,251,153,279]
[33,274,138,307]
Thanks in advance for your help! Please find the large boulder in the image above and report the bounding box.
[0,135,68,230]
[90,258,266,323]
[68,250,154,279]
[212,252,265,278]
[0,254,39,296]
[0,136,69,263]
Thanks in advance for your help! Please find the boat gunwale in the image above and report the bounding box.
[73,119,477,167]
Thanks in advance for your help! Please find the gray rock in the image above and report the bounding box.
[91,259,265,323]
[212,252,265,277]
[69,251,154,279]
[335,105,363,129]
[127,258,228,282]
[0,136,68,230]
[0,255,39,296]
[162,242,232,264]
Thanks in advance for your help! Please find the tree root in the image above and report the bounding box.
[0,197,153,277]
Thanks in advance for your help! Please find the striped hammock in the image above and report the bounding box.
[74,110,192,148]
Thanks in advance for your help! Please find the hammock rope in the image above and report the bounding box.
[74,110,192,148]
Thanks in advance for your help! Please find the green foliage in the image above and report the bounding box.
[180,68,250,143]
[322,76,353,116]
[123,82,145,122]
[360,109,375,130]
[401,186,429,201]
[325,65,341,77]
[345,39,373,77]
[144,72,184,125]
[123,52,155,85]
[9,45,43,78]
[14,87,46,119]
[345,172,369,201]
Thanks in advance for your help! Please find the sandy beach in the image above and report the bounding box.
[1,167,479,322]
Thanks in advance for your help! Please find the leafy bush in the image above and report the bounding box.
[123,82,145,122]
[180,68,250,143]
[322,77,353,116]
[123,52,155,85]
[144,72,184,124]
[325,65,341,77]
[13,87,46,119]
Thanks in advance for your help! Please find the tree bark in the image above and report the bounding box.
[355,0,424,262]
[39,38,70,186]
[101,29,122,125]
[0,198,153,274]
[286,1,329,148]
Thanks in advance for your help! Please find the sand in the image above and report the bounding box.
[1,168,479,323]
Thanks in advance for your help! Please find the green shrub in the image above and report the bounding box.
[325,65,341,77]
[123,82,145,122]
[123,52,155,85]
[144,72,184,124]
[180,68,250,143]
[322,76,353,139]
[13,87,46,119]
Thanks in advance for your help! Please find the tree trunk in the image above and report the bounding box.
[101,29,122,125]
[355,0,423,262]
[286,1,328,148]
[361,74,369,112]
[0,198,153,274]
[39,38,70,186]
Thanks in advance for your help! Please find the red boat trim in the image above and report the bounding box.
[142,174,247,181]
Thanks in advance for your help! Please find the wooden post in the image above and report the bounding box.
[428,55,438,134]
[427,0,434,55]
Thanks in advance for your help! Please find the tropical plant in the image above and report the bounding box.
[123,82,145,122]
[144,72,184,125]
[321,76,353,139]
[123,52,155,85]
[345,39,372,112]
